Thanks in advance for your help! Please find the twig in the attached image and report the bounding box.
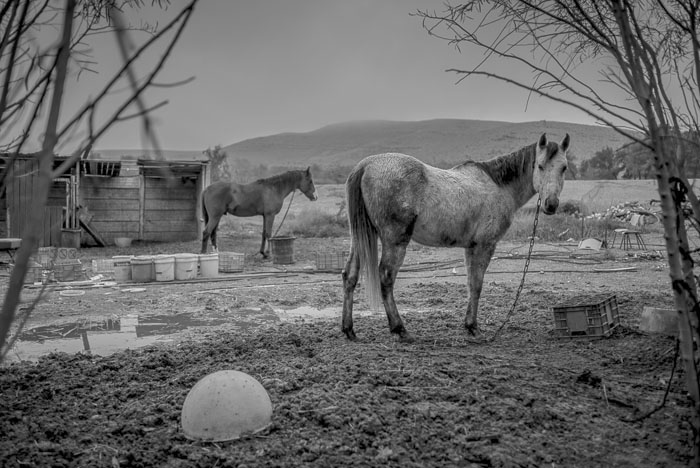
[623,338,680,423]
[602,383,610,407]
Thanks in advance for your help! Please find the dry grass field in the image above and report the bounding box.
[549,179,664,212]
[220,180,667,236]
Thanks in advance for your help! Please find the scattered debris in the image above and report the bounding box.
[585,201,661,226]
[578,238,603,251]
[59,289,86,297]
[592,267,638,273]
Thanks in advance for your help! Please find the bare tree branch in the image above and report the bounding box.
[0,0,76,359]
[416,0,700,461]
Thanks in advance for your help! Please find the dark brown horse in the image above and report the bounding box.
[342,133,570,341]
[201,168,317,256]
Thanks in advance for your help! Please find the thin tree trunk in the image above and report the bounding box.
[653,139,700,463]
[0,0,75,358]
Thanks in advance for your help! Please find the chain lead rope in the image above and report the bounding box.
[272,190,295,238]
[489,195,542,342]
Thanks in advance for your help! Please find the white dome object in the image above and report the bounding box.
[181,370,272,442]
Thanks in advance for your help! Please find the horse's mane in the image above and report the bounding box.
[254,170,304,188]
[454,144,536,186]
[456,140,563,186]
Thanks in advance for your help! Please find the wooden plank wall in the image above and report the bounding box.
[0,200,6,238]
[6,159,63,247]
[3,159,205,246]
[42,206,63,246]
[81,174,199,243]
[142,177,198,242]
[81,176,140,243]
[8,159,34,239]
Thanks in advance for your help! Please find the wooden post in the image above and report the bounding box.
[138,171,145,240]
[195,162,210,241]
[64,177,70,229]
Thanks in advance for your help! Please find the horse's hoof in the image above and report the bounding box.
[465,325,486,343]
[398,332,414,343]
[344,329,357,341]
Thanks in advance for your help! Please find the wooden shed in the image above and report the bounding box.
[1,155,210,247]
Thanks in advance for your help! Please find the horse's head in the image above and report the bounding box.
[532,133,570,215]
[299,167,318,201]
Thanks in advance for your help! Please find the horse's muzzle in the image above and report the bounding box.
[543,196,559,215]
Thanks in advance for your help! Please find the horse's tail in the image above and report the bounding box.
[201,191,209,225]
[346,164,382,311]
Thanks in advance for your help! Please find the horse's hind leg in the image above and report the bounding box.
[200,231,209,254]
[463,243,497,337]
[211,225,219,252]
[341,247,361,340]
[201,215,222,254]
[379,243,411,341]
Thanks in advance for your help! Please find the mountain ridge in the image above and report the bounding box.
[94,119,634,167]
[221,119,633,167]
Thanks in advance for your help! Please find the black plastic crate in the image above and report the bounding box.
[552,294,620,339]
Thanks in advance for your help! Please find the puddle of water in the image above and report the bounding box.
[6,308,276,363]
[8,331,166,364]
[5,306,384,363]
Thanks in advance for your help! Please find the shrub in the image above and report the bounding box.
[504,209,631,243]
[288,209,349,238]
[502,211,582,242]
[559,200,581,216]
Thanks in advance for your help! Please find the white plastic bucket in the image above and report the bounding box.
[199,253,219,278]
[131,255,154,282]
[640,307,678,336]
[113,255,133,282]
[174,254,198,280]
[154,255,175,282]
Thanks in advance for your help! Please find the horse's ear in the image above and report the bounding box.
[561,133,570,152]
[306,166,311,174]
[538,133,547,148]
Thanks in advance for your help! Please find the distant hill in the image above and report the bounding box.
[221,119,635,168]
[92,119,635,168]
[91,149,207,161]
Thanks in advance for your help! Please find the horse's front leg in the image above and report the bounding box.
[463,243,496,338]
[379,242,411,342]
[341,246,361,340]
[260,214,274,258]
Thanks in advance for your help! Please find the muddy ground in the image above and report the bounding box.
[0,232,693,467]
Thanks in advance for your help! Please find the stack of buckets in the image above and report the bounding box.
[112,253,219,283]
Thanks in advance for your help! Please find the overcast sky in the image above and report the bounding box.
[61,1,598,152]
